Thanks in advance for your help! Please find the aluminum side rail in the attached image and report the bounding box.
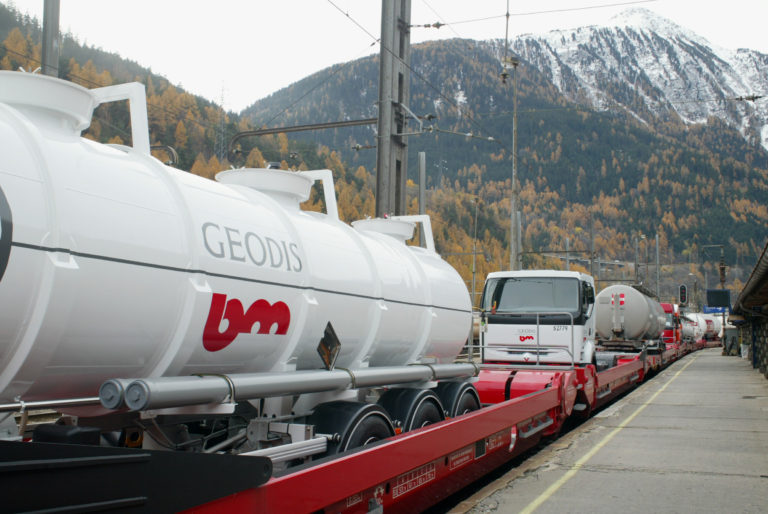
[101,363,480,411]
[480,311,577,367]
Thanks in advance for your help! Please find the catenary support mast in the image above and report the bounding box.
[376,0,412,217]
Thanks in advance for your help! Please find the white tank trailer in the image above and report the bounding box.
[0,72,476,459]
[684,313,721,341]
[594,284,665,350]
[681,313,707,342]
[702,314,722,339]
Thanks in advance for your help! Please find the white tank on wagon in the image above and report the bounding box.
[0,71,472,406]
[682,313,706,341]
[595,284,665,343]
[702,313,722,339]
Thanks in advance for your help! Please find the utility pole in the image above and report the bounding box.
[501,0,521,270]
[375,0,412,217]
[508,56,520,270]
[418,151,426,246]
[590,221,595,277]
[656,234,660,298]
[215,87,227,163]
[471,198,479,308]
[634,236,639,283]
[41,0,60,77]
[719,246,727,333]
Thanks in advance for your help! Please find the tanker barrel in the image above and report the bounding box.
[98,378,135,410]
[595,284,665,341]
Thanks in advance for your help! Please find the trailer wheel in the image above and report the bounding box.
[595,353,617,372]
[343,412,395,450]
[435,382,481,417]
[378,389,445,432]
[309,401,395,455]
[407,395,444,430]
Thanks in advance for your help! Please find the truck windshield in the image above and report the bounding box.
[482,277,579,314]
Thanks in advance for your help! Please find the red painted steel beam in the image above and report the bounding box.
[594,358,644,408]
[185,388,561,513]
[596,358,642,385]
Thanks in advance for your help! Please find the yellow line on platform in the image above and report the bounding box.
[518,355,699,514]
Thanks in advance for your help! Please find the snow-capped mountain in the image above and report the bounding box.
[511,8,768,149]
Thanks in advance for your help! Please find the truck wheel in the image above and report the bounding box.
[343,412,396,450]
[435,382,481,417]
[595,353,617,372]
[378,389,445,432]
[309,401,395,455]
[407,394,444,430]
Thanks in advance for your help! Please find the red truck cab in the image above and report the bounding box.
[661,303,683,355]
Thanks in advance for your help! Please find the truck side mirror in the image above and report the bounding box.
[582,282,595,317]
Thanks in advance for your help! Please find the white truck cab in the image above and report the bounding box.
[479,270,596,366]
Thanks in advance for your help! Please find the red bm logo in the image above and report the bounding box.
[519,335,534,342]
[203,293,290,352]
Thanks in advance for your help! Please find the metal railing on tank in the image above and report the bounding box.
[462,311,577,370]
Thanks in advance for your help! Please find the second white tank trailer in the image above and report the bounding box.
[681,312,722,342]
[594,284,666,351]
[0,71,477,461]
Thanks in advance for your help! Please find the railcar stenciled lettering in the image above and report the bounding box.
[201,222,302,272]
[203,293,291,351]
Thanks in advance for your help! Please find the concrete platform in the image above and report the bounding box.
[454,348,768,513]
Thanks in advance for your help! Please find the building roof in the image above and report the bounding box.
[733,239,768,315]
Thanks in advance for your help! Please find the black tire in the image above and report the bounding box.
[452,388,481,416]
[595,353,617,372]
[434,382,481,417]
[342,411,396,450]
[378,389,445,432]
[309,401,395,455]
[406,396,444,430]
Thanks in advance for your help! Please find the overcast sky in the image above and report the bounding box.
[7,0,768,112]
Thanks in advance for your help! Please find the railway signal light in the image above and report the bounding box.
[679,284,688,306]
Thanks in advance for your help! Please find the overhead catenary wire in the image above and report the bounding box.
[410,0,658,29]
[326,0,513,155]
[415,0,484,36]
[258,42,379,129]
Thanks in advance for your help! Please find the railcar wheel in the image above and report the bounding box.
[378,389,445,432]
[434,382,481,417]
[309,401,395,455]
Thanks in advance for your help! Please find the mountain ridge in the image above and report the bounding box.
[511,8,768,149]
